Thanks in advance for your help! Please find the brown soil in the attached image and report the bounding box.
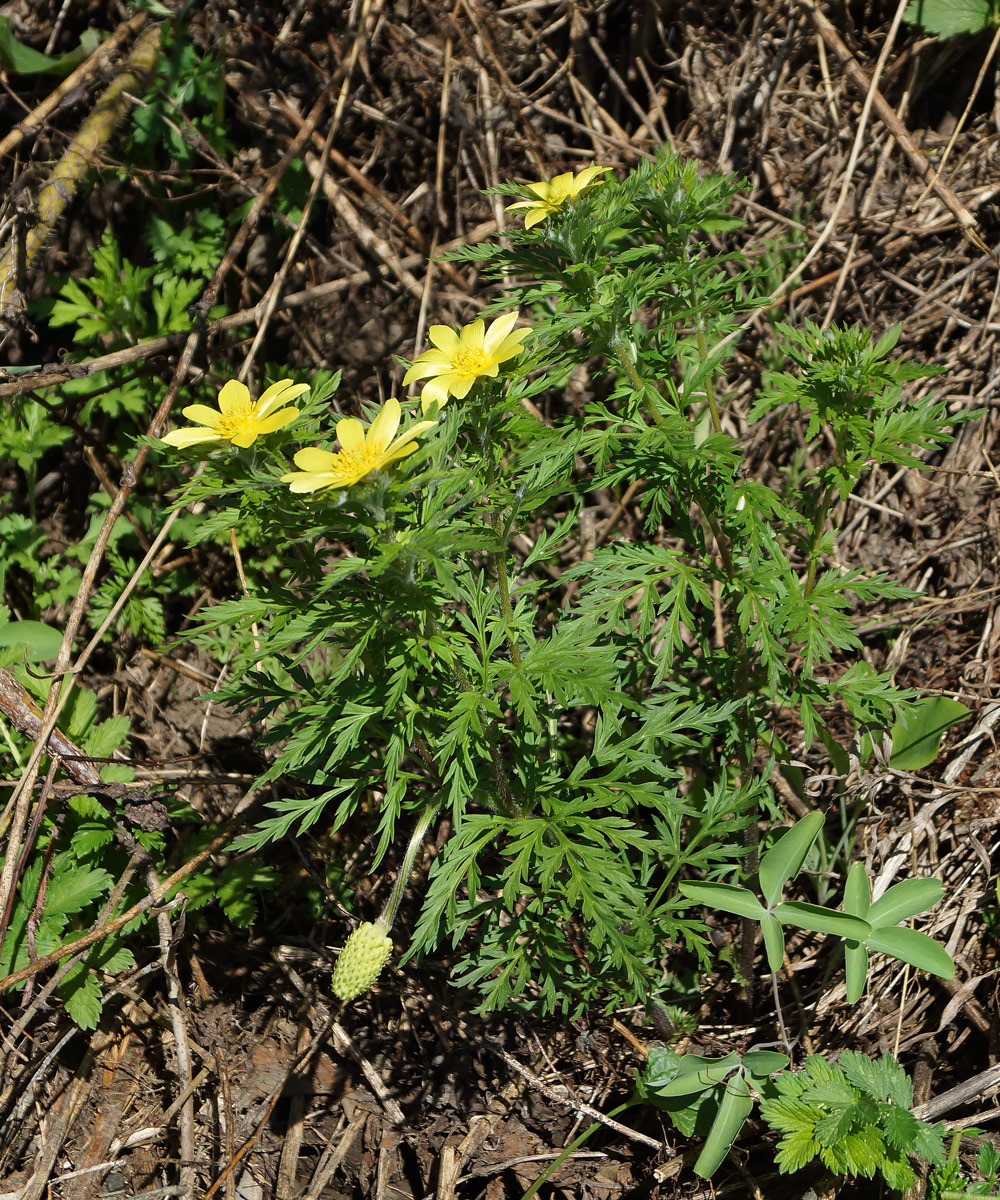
[1,1,999,1198]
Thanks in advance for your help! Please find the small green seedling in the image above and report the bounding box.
[680,812,870,971]
[638,1044,789,1178]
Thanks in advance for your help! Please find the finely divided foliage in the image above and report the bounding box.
[157,151,961,1177]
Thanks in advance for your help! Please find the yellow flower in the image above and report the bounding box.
[281,397,437,493]
[403,311,530,412]
[162,378,307,449]
[506,165,609,229]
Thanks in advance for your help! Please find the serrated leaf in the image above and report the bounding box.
[814,1101,861,1146]
[679,881,766,921]
[839,1051,910,1106]
[60,964,102,1029]
[882,1105,921,1152]
[759,812,825,906]
[879,1145,917,1192]
[773,1125,822,1174]
[865,926,955,978]
[45,862,112,917]
[773,900,871,940]
[890,697,970,770]
[867,877,943,927]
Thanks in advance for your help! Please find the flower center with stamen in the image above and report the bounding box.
[217,399,255,438]
[338,446,381,476]
[453,347,488,376]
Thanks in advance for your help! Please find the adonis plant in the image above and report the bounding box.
[162,151,959,1019]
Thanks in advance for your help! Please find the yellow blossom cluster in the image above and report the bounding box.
[160,165,609,493]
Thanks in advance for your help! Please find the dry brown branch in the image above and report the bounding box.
[0,12,150,159]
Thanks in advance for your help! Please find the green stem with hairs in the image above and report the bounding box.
[378,801,439,931]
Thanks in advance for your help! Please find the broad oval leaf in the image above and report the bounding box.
[843,861,871,919]
[679,882,766,921]
[761,912,785,973]
[890,697,970,771]
[844,941,869,1005]
[773,901,871,940]
[0,619,62,661]
[743,1050,789,1079]
[758,812,824,907]
[694,1071,753,1179]
[865,926,955,979]
[867,877,944,929]
[648,1051,742,1097]
[903,0,997,40]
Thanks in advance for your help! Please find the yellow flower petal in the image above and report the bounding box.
[161,427,223,448]
[459,319,486,350]
[420,386,449,415]
[179,404,224,429]
[293,447,338,472]
[483,312,519,353]
[427,325,463,354]
[367,398,401,452]
[257,379,310,417]
[406,311,528,407]
[282,471,338,494]
[336,417,366,454]
[403,354,452,384]
[216,379,251,414]
[254,406,300,435]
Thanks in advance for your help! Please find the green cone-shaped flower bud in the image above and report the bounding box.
[331,921,392,1001]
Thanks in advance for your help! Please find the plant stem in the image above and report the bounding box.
[519,1102,634,1200]
[378,801,438,931]
[490,515,522,668]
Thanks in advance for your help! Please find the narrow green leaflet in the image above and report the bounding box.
[866,877,944,928]
[646,1052,742,1097]
[773,901,871,940]
[758,812,824,907]
[761,912,785,972]
[889,697,970,771]
[864,927,956,978]
[844,941,870,1004]
[679,881,766,921]
[694,1072,753,1178]
[843,861,871,918]
[0,19,103,75]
